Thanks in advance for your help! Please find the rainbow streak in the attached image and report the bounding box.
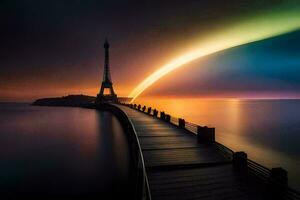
[129,8,300,102]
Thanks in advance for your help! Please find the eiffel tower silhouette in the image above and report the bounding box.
[96,39,118,103]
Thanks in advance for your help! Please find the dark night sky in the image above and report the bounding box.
[0,0,299,101]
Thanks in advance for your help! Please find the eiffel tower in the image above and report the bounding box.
[95,39,118,103]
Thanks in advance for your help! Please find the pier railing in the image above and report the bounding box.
[122,103,300,200]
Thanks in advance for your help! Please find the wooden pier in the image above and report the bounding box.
[111,104,299,200]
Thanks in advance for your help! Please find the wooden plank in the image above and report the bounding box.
[143,147,229,167]
[115,105,267,200]
[148,165,265,200]
[138,135,199,150]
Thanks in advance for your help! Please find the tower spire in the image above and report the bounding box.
[103,38,111,83]
[96,38,118,103]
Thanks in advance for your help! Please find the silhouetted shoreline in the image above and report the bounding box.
[32,95,96,107]
[33,95,132,106]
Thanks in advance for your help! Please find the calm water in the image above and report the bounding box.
[136,98,300,190]
[0,103,131,199]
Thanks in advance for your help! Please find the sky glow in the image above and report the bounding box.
[129,8,300,102]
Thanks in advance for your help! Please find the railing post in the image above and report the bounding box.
[268,167,288,199]
[137,104,141,110]
[233,151,247,170]
[178,118,185,128]
[153,109,158,117]
[142,105,146,112]
[147,107,152,114]
[134,104,137,109]
[197,126,215,143]
[160,111,165,120]
[165,114,171,122]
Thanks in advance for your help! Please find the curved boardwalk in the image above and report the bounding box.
[116,105,266,200]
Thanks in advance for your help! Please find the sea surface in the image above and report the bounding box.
[135,98,300,190]
[0,103,131,199]
[1,100,299,194]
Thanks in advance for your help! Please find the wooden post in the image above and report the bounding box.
[178,118,185,128]
[268,167,288,199]
[165,114,171,122]
[147,107,152,114]
[233,151,247,170]
[160,111,165,120]
[153,109,158,117]
[197,126,215,143]
[142,105,146,112]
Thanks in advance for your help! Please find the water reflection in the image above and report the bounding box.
[135,97,300,189]
[0,103,131,199]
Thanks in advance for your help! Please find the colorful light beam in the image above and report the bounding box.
[129,7,300,102]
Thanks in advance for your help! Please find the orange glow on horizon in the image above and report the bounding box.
[0,84,132,102]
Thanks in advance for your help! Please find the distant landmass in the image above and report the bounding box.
[33,95,132,106]
[33,95,96,106]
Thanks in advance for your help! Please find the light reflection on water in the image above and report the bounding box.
[0,103,131,198]
[135,97,300,190]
